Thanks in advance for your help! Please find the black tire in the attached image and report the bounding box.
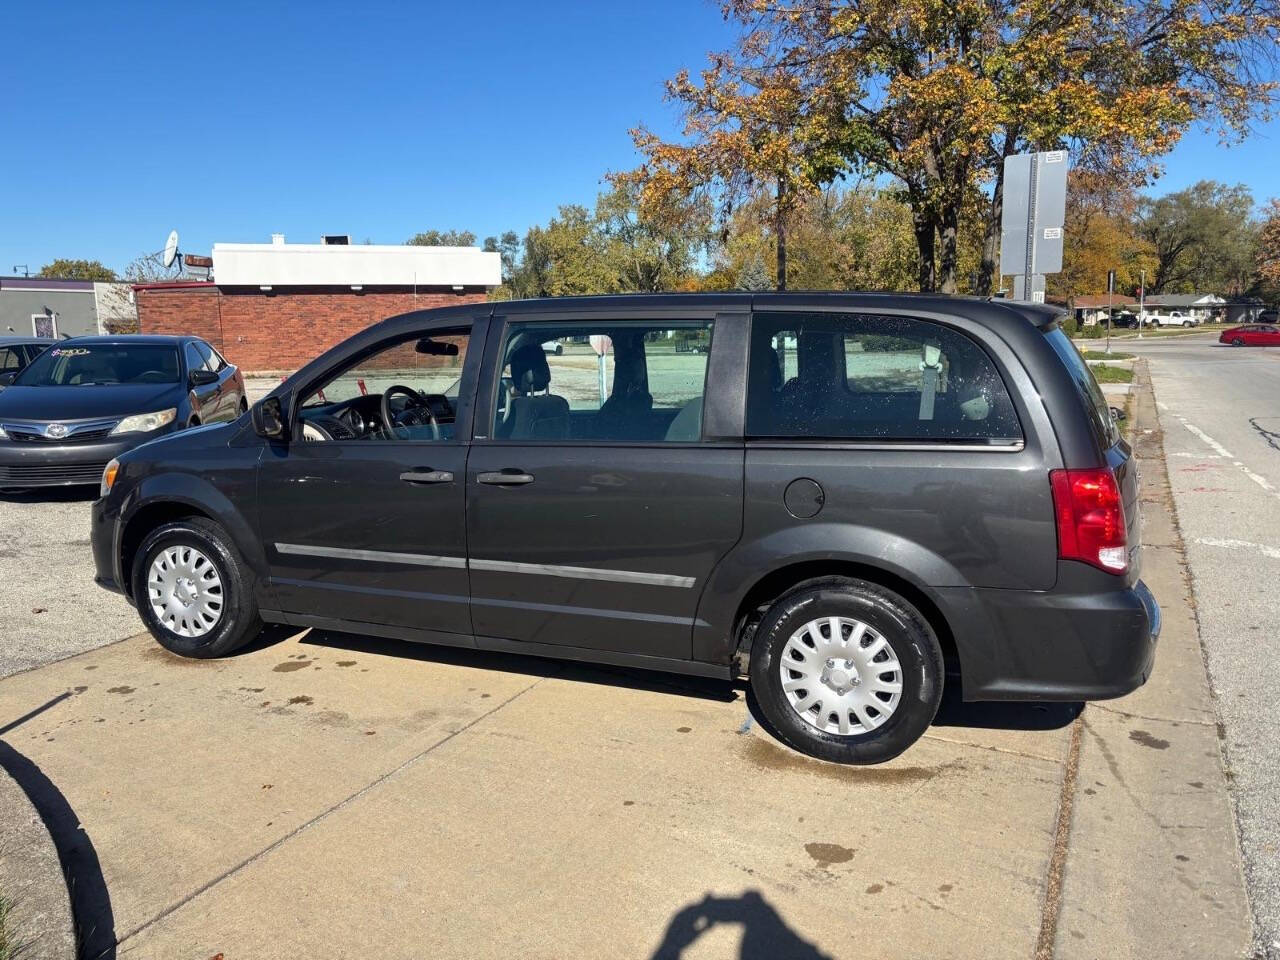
[1182,320,1193,328]
[1232,338,1245,347]
[131,517,262,658]
[749,577,944,765]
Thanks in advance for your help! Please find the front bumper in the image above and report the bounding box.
[0,432,162,488]
[941,566,1160,702]
[91,493,127,598]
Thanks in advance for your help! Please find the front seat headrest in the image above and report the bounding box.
[509,342,551,393]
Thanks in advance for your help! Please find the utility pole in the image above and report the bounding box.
[1138,270,1146,341]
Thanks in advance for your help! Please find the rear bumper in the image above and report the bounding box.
[942,568,1160,702]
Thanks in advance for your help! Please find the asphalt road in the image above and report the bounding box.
[1126,332,1280,957]
[0,488,140,678]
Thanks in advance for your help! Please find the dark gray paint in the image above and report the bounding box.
[90,293,1157,703]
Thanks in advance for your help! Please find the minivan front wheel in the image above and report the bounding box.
[749,577,943,765]
[132,517,262,658]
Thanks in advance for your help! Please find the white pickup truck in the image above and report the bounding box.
[1139,310,1199,328]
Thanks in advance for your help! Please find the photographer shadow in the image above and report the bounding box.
[650,890,833,960]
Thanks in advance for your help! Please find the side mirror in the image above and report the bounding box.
[0,371,15,388]
[252,396,288,440]
[189,368,219,388]
[1109,405,1127,422]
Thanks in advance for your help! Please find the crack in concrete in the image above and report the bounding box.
[920,732,1061,765]
[1033,712,1083,960]
[1089,702,1216,727]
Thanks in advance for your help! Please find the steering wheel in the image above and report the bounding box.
[381,384,439,440]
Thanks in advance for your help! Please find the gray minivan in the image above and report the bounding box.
[90,294,1159,764]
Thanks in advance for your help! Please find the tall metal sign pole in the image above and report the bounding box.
[1000,150,1069,302]
[1138,270,1146,340]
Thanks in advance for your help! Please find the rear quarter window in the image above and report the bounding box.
[1043,327,1119,450]
[748,312,1023,444]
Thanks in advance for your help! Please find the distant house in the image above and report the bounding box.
[1070,294,1137,326]
[0,276,137,338]
[1141,293,1226,322]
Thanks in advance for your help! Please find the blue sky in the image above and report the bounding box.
[2,0,1277,276]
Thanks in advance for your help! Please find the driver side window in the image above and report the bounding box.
[299,327,471,442]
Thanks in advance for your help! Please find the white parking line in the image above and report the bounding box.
[1178,418,1234,458]
[1175,416,1279,497]
[1228,461,1276,492]
[1193,537,1280,561]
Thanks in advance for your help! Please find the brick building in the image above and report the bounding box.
[135,236,500,373]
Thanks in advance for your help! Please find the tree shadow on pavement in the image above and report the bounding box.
[650,891,833,960]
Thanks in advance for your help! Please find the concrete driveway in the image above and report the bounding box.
[0,367,1255,959]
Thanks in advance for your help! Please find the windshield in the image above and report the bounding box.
[14,344,181,387]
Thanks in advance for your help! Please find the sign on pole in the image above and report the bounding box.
[1000,150,1069,302]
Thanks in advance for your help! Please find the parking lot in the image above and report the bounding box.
[0,365,1258,960]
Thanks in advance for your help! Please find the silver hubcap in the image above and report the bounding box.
[779,616,903,737]
[148,545,224,638]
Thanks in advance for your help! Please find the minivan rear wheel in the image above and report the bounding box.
[749,577,943,765]
[132,517,262,658]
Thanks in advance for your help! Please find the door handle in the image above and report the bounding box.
[477,470,535,486]
[400,469,454,484]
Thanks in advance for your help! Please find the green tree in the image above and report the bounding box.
[482,231,522,288]
[406,229,477,247]
[1136,182,1257,294]
[37,259,116,281]
[595,183,704,293]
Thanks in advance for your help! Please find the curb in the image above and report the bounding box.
[0,763,76,959]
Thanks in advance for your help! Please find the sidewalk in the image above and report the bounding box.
[0,363,1253,959]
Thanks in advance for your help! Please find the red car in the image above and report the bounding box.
[1220,323,1280,346]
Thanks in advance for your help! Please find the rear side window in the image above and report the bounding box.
[748,312,1022,444]
[1043,327,1119,450]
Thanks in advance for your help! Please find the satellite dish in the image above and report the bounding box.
[163,230,180,269]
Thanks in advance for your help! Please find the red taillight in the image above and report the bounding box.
[1050,468,1128,573]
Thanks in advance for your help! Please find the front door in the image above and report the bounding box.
[465,315,744,661]
[258,320,482,639]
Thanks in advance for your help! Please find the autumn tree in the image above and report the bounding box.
[1050,170,1152,301]
[636,0,1280,294]
[616,49,845,290]
[1257,199,1280,290]
[1136,181,1257,293]
[38,259,116,281]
